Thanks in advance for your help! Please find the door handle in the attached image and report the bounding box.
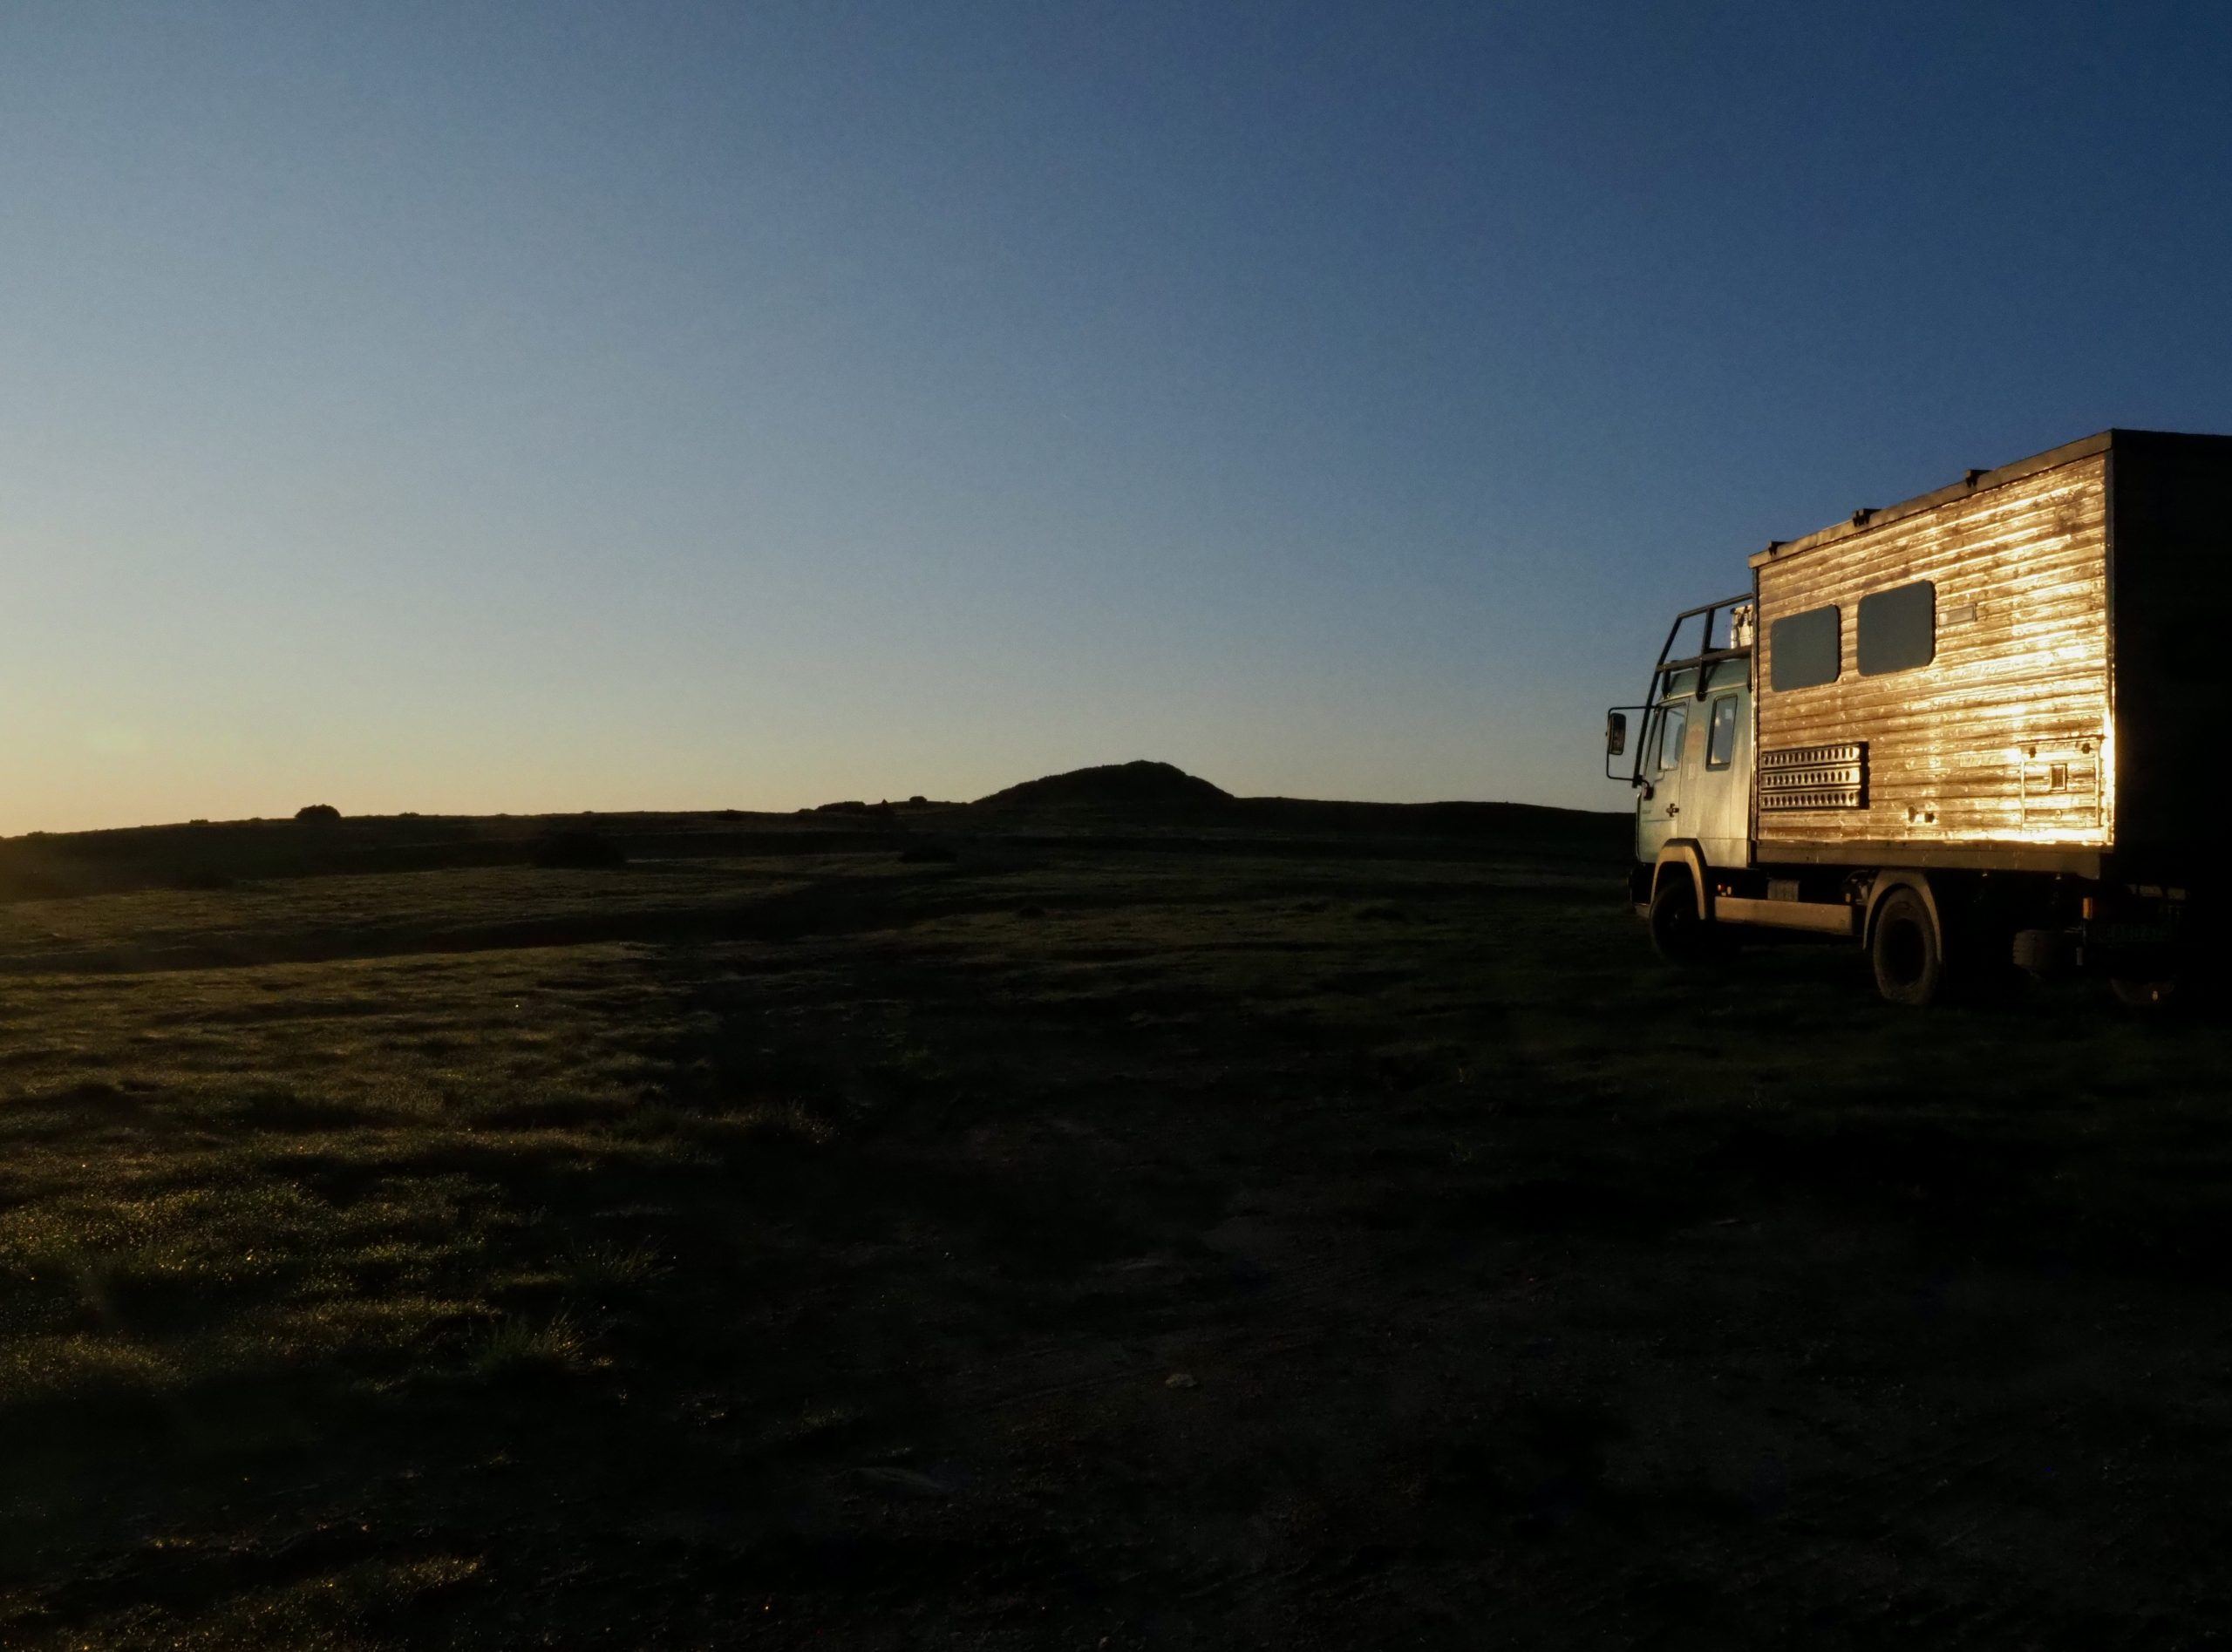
[1665,805,1679,817]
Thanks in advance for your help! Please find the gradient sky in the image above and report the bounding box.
[5,3,2230,833]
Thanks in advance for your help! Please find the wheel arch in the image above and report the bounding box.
[1650,841,1712,921]
[1862,868,1943,955]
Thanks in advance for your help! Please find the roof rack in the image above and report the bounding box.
[1650,594,1752,704]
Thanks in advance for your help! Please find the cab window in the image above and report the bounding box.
[1657,705,1688,772]
[1705,696,1739,770]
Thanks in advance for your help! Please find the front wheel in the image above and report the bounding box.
[1649,874,1715,967]
[1870,887,1944,1007]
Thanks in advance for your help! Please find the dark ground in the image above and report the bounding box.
[2,799,2229,1648]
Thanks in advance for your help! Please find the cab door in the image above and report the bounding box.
[1634,697,1691,864]
[1691,684,1752,870]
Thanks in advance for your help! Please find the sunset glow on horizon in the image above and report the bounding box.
[6,3,2230,836]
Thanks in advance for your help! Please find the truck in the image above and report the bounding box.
[1604,428,2225,1007]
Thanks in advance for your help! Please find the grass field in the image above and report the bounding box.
[3,808,2230,1647]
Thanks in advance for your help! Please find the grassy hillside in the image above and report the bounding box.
[2,797,2228,1646]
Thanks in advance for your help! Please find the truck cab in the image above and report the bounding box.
[1609,595,1755,898]
[1608,593,1910,996]
[1636,659,1752,874]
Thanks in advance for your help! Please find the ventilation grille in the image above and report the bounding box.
[1759,743,1867,811]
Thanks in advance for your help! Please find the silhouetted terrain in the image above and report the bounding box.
[972,757,1232,812]
[0,764,1627,906]
[1,767,2221,1647]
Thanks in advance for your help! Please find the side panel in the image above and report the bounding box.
[1753,454,2111,851]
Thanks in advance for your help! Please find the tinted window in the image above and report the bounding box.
[1657,704,1688,772]
[1705,695,1739,769]
[1857,580,1936,676]
[1770,605,1840,690]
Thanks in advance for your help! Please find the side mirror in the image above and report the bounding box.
[1604,710,1628,758]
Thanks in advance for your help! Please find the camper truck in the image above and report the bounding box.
[1606,429,2224,1006]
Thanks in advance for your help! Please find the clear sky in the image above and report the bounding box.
[4,3,2229,833]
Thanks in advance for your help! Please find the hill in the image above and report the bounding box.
[970,759,1233,816]
[968,760,1627,854]
[0,764,1629,902]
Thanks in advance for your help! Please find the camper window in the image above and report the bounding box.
[1857,581,1936,676]
[1770,606,1840,690]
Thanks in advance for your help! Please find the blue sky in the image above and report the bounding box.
[4,3,2229,831]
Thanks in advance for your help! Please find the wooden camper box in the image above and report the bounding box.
[1750,429,2232,877]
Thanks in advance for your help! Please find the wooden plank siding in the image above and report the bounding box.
[1751,453,2113,853]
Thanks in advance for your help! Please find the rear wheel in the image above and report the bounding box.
[1649,873,1713,967]
[2109,975,2180,1009]
[1870,887,1944,1007]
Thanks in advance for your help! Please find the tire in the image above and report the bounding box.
[1870,886,1944,1007]
[2109,975,2179,1010]
[1648,873,1713,967]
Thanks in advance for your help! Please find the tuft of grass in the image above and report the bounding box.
[614,1101,691,1140]
[717,1100,834,1146]
[0,1330,177,1401]
[468,1312,589,1381]
[561,1239,663,1296]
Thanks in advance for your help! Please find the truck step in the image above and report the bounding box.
[1714,894,1856,936]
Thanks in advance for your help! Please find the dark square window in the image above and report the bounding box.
[1857,581,1936,676]
[1770,605,1840,690]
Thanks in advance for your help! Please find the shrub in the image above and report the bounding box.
[294,804,341,823]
